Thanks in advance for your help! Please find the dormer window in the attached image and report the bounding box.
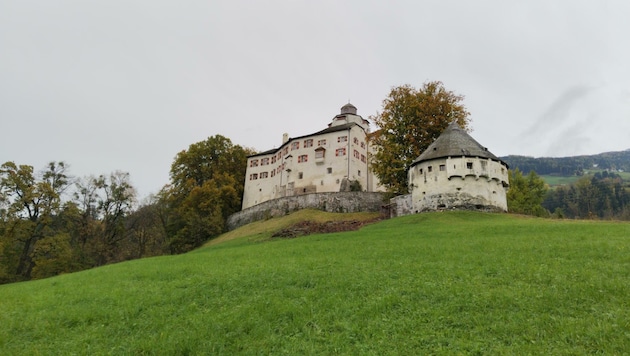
[315,147,325,159]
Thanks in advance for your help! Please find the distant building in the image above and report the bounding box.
[407,122,510,212]
[241,104,384,210]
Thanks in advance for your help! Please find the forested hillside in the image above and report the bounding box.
[502,150,630,220]
[501,149,630,176]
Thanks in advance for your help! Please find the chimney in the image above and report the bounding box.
[282,133,289,144]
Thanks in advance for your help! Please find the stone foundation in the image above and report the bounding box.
[227,192,388,231]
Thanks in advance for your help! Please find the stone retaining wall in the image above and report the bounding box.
[389,194,413,218]
[227,192,388,231]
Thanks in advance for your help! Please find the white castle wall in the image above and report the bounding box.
[409,156,509,212]
[242,107,383,210]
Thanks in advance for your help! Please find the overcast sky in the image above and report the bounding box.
[1,1,629,199]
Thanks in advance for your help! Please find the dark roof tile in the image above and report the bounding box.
[411,122,507,167]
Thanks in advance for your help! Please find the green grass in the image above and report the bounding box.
[2,212,630,354]
[541,170,630,187]
[540,174,582,187]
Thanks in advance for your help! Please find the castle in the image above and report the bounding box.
[239,104,509,220]
[241,103,384,210]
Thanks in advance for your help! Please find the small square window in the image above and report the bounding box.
[327,167,332,174]
[467,162,473,169]
[439,165,445,171]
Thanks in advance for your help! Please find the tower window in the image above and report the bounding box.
[467,162,473,169]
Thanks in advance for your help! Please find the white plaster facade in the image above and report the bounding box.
[408,122,509,212]
[242,104,383,210]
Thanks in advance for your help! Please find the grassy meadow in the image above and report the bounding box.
[1,210,630,354]
[541,170,630,187]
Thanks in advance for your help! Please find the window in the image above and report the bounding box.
[353,137,359,145]
[354,150,360,159]
[298,154,308,163]
[481,161,487,170]
[361,154,366,163]
[467,162,473,169]
[439,164,446,171]
[327,167,333,174]
[249,173,258,180]
[271,170,275,177]
[261,158,270,166]
[291,142,300,150]
[428,166,433,172]
[298,172,303,179]
[318,139,327,146]
[283,147,289,156]
[360,142,365,149]
[271,156,276,164]
[420,168,423,174]
[260,172,268,179]
[336,148,346,156]
[315,149,325,159]
[304,139,313,148]
[338,135,348,143]
[358,170,361,176]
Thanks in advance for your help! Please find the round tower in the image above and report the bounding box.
[408,122,510,212]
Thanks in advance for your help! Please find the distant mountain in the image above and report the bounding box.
[500,149,630,176]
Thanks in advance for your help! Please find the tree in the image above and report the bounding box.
[169,135,252,199]
[0,161,70,279]
[507,169,549,217]
[163,135,254,252]
[72,172,137,266]
[370,82,471,194]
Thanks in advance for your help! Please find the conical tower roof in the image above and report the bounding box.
[411,122,507,167]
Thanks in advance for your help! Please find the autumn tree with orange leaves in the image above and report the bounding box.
[370,82,471,194]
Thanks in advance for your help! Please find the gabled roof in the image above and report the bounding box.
[247,122,357,158]
[411,122,507,167]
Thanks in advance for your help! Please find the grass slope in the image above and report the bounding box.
[2,212,630,354]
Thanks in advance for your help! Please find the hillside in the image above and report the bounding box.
[1,211,629,354]
[501,149,630,176]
